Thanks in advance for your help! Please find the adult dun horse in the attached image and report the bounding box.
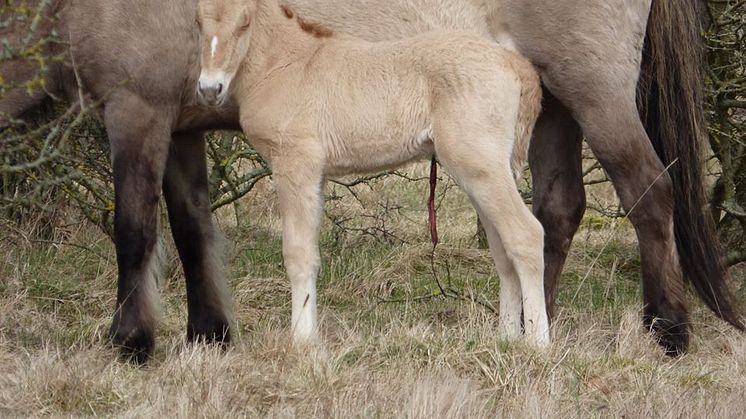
[195,0,548,346]
[2,0,741,361]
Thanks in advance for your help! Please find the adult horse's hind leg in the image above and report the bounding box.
[503,0,688,354]
[543,69,689,355]
[106,93,172,362]
[163,131,232,346]
[529,93,585,317]
[577,98,688,355]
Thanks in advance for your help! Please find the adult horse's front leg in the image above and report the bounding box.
[529,92,585,317]
[273,152,325,342]
[106,93,172,362]
[162,131,232,346]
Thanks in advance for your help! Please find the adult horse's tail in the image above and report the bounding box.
[638,1,744,330]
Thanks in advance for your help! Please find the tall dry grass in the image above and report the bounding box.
[1,163,745,417]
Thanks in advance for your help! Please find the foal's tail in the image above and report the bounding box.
[638,1,744,330]
[510,56,542,179]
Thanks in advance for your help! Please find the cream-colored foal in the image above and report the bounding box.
[196,0,550,347]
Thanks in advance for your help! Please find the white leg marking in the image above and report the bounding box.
[274,167,324,343]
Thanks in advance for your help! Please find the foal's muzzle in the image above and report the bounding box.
[197,72,228,106]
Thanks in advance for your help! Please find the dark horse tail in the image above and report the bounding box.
[638,1,743,330]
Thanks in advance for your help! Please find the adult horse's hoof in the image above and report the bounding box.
[186,316,231,348]
[645,315,689,357]
[109,316,155,364]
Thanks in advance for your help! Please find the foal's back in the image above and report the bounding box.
[242,27,534,176]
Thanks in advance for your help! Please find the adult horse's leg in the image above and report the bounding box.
[498,0,668,354]
[519,13,692,352]
[577,97,689,354]
[107,93,172,363]
[638,1,742,334]
[162,131,232,346]
[529,92,585,317]
[502,0,744,355]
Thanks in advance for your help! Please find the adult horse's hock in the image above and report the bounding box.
[2,0,742,361]
[196,0,548,346]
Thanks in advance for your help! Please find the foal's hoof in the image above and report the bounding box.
[645,316,689,357]
[186,317,231,349]
[109,320,155,364]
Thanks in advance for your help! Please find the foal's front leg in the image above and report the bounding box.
[273,161,325,342]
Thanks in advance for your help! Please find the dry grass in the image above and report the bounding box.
[2,165,745,417]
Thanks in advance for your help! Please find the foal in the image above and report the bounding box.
[196,0,549,346]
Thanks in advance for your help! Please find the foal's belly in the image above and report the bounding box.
[322,128,435,177]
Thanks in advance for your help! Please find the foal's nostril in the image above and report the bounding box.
[197,77,224,103]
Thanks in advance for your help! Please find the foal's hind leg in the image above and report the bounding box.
[529,93,585,317]
[162,131,232,346]
[106,94,172,362]
[474,212,523,339]
[433,127,549,346]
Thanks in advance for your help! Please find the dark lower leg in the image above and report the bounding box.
[163,132,231,346]
[109,149,167,363]
[106,99,171,363]
[529,94,585,318]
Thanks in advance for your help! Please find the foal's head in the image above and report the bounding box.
[196,0,258,106]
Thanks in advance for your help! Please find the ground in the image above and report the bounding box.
[1,163,745,417]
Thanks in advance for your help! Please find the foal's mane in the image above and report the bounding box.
[279,4,334,38]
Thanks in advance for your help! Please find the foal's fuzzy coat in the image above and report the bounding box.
[197,0,548,345]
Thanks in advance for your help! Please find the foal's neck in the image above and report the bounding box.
[242,0,330,81]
